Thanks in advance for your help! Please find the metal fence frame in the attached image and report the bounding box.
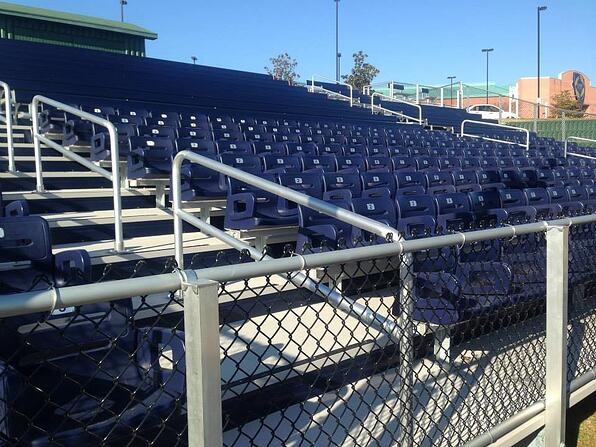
[460,119,530,150]
[31,95,125,253]
[0,81,15,172]
[308,74,354,107]
[369,92,424,125]
[3,212,596,445]
[564,135,596,158]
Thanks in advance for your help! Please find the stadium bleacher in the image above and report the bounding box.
[1,36,596,445]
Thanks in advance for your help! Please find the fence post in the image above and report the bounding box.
[545,224,569,447]
[398,253,415,446]
[182,273,223,447]
[533,103,538,133]
[561,111,566,144]
[415,84,420,104]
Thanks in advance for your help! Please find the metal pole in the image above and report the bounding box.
[486,52,489,104]
[182,274,223,447]
[335,0,340,82]
[545,224,569,447]
[1,82,15,172]
[120,0,127,22]
[537,7,547,119]
[447,76,456,108]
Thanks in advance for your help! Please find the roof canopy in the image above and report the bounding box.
[0,1,157,39]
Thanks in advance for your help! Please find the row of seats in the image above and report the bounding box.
[222,165,596,229]
[0,215,185,443]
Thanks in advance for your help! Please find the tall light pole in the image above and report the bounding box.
[335,0,341,82]
[120,0,127,22]
[481,48,494,104]
[537,6,547,116]
[191,56,198,65]
[447,76,456,107]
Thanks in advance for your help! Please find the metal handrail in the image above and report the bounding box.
[171,150,408,344]
[309,74,353,107]
[370,92,423,124]
[460,119,530,150]
[0,81,15,172]
[31,95,124,253]
[564,136,596,158]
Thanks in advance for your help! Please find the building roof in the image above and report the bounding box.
[0,1,157,39]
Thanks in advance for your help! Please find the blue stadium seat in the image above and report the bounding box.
[296,191,353,253]
[351,198,397,245]
[127,136,176,179]
[301,155,337,173]
[225,174,296,229]
[324,172,362,197]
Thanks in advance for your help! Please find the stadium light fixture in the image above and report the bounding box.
[191,56,198,65]
[335,0,341,82]
[537,6,547,116]
[447,76,456,107]
[481,48,494,104]
[120,0,128,22]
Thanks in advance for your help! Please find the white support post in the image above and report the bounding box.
[545,224,569,447]
[182,274,223,447]
[0,82,15,173]
[415,84,420,104]
[30,99,45,192]
[440,87,444,107]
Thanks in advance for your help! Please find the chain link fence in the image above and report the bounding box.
[1,219,596,445]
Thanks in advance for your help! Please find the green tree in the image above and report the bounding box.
[551,90,585,118]
[265,53,300,84]
[342,51,380,91]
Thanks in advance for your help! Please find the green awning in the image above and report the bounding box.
[0,1,157,39]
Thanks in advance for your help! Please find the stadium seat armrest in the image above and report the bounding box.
[54,249,92,287]
[4,200,29,217]
[227,193,256,220]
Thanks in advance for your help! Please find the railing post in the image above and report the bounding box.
[30,97,45,192]
[1,82,15,173]
[545,224,569,447]
[533,103,538,133]
[415,83,420,104]
[440,87,444,107]
[107,122,124,253]
[561,111,566,145]
[398,252,415,446]
[182,273,223,447]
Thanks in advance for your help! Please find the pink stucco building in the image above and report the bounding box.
[516,70,595,118]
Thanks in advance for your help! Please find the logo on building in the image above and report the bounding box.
[572,72,586,105]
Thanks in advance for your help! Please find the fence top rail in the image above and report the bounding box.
[173,150,403,242]
[460,119,530,150]
[5,212,596,321]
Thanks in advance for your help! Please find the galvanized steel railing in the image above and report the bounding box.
[31,95,125,252]
[460,119,531,150]
[564,136,596,158]
[309,74,354,107]
[368,91,423,124]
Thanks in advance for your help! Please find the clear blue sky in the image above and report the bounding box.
[12,0,596,86]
